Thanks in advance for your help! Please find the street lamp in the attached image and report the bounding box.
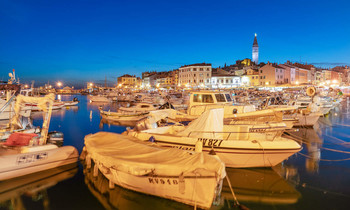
[57,81,62,88]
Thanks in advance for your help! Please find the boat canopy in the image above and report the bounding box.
[84,132,225,178]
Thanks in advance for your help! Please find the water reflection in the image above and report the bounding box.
[0,163,77,209]
[222,167,301,206]
[82,162,191,210]
[83,161,300,209]
[286,128,323,174]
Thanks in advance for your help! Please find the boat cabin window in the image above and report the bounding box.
[193,94,214,103]
[225,94,232,102]
[215,94,226,102]
[141,105,150,108]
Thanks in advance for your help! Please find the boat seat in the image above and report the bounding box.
[3,133,38,146]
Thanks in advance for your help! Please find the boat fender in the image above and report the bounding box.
[306,87,316,97]
[149,136,155,143]
[232,108,238,114]
[109,179,115,189]
[179,173,185,194]
[93,163,99,177]
[86,154,91,169]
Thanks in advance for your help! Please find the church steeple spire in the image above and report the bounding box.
[253,33,258,47]
[252,33,259,64]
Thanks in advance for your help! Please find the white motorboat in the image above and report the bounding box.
[0,84,32,120]
[89,95,111,103]
[0,93,78,181]
[24,100,65,111]
[99,109,149,126]
[118,102,158,114]
[127,109,301,168]
[81,132,226,209]
[62,97,79,106]
[186,91,256,116]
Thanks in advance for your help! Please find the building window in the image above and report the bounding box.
[193,68,197,71]
[194,80,196,83]
[260,70,262,73]
[207,68,209,71]
[207,73,209,77]
[226,79,228,83]
[207,79,209,83]
[200,68,203,71]
[194,74,196,77]
[264,76,266,79]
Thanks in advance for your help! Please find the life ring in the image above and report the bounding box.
[232,108,238,114]
[306,87,316,97]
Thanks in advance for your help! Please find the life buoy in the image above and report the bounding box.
[306,87,316,96]
[232,108,238,114]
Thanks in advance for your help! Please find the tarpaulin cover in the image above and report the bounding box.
[84,132,225,178]
[176,108,224,138]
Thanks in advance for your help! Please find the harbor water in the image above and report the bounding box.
[1,95,350,210]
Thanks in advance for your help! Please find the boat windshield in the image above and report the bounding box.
[225,94,232,102]
[193,94,214,103]
[215,94,226,102]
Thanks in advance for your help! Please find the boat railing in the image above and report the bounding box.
[186,130,283,141]
[188,104,229,115]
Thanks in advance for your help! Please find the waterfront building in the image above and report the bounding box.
[290,63,315,85]
[210,68,240,88]
[252,33,259,64]
[259,62,285,86]
[170,69,179,87]
[242,68,260,86]
[279,62,296,85]
[117,74,138,87]
[155,71,172,88]
[178,63,212,88]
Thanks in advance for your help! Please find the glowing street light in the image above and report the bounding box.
[57,81,62,88]
[24,84,28,88]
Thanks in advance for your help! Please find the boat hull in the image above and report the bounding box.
[128,132,301,168]
[0,145,78,181]
[90,158,221,209]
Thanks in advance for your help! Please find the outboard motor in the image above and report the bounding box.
[47,131,64,146]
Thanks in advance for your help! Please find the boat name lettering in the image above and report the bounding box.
[198,138,223,147]
[16,152,48,164]
[148,178,178,185]
[249,128,267,133]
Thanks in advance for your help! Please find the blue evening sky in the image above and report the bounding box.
[1,0,349,87]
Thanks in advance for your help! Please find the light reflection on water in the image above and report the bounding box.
[1,95,350,209]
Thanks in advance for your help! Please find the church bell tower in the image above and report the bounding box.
[252,33,259,64]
